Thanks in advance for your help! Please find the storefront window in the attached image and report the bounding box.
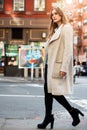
[5,44,18,66]
[0,0,4,11]
[13,0,25,11]
[34,0,45,11]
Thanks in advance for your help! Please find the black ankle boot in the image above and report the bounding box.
[70,108,84,126]
[37,114,54,129]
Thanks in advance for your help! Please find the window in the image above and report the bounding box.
[34,0,45,11]
[83,46,87,52]
[13,0,24,12]
[12,28,23,39]
[83,33,87,39]
[83,19,87,25]
[0,0,4,11]
[83,6,87,12]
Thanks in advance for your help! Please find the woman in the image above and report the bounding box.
[37,6,84,129]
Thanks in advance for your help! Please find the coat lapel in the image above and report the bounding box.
[49,24,63,44]
[44,24,64,65]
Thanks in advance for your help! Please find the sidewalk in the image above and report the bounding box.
[0,75,87,85]
[0,76,44,84]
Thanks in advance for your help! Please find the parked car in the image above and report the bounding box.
[80,66,87,76]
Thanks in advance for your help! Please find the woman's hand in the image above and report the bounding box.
[59,71,66,78]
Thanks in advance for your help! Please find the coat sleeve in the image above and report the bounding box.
[60,24,73,73]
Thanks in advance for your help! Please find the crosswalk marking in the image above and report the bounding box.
[0,94,87,110]
[66,96,87,109]
[0,94,44,98]
[0,83,43,87]
[69,99,87,110]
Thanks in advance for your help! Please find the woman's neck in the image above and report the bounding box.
[57,21,62,27]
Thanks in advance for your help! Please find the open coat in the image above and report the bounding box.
[44,24,73,95]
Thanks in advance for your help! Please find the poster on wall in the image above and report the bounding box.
[0,41,5,66]
[19,42,45,68]
[0,41,4,58]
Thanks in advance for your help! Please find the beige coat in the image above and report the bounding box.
[45,24,73,95]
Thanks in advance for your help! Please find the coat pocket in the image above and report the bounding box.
[52,62,62,78]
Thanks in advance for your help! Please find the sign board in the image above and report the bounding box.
[19,42,45,68]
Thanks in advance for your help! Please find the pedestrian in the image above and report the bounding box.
[37,5,84,129]
[75,62,81,77]
[73,60,77,83]
[73,66,76,83]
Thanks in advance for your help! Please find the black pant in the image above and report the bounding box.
[44,64,72,116]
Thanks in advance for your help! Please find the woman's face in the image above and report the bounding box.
[51,9,62,25]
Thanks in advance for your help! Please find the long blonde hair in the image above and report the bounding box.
[47,7,68,39]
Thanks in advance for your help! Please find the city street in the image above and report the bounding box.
[0,0,87,130]
[0,76,87,130]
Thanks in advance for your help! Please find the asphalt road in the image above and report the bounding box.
[0,79,87,119]
[0,76,87,129]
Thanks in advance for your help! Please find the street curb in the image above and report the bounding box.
[0,76,44,84]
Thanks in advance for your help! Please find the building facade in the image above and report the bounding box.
[0,0,54,77]
[0,0,87,77]
[65,0,87,65]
